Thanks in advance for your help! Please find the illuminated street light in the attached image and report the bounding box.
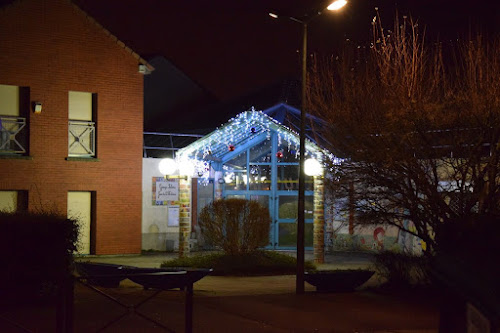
[327,0,347,11]
[269,0,347,294]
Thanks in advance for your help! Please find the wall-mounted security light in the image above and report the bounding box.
[138,64,151,75]
[33,102,42,114]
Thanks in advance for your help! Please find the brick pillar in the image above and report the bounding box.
[313,176,325,264]
[179,178,191,257]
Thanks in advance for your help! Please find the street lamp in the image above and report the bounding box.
[269,0,347,294]
[158,157,195,258]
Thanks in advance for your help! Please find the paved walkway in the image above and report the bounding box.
[0,252,440,332]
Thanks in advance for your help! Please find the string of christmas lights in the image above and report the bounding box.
[178,107,323,159]
[176,107,339,182]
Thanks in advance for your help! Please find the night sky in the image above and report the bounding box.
[72,0,500,103]
[1,0,499,117]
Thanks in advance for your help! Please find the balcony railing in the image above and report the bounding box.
[0,116,27,154]
[69,120,95,157]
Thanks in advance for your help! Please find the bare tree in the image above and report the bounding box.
[307,12,500,256]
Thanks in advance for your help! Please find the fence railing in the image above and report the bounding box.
[0,116,27,154]
[68,120,95,157]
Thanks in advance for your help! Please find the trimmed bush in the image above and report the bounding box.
[198,198,271,255]
[161,250,316,276]
[0,211,79,302]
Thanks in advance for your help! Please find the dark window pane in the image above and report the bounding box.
[278,223,313,247]
[224,151,247,170]
[277,165,313,191]
[249,165,271,190]
[250,195,269,210]
[278,196,313,219]
[249,139,272,163]
[277,142,299,163]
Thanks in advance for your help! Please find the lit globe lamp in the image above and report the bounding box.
[158,158,178,178]
[158,158,195,180]
[304,158,323,177]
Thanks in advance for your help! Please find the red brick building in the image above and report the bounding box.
[0,0,152,254]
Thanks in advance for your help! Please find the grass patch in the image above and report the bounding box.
[161,251,316,276]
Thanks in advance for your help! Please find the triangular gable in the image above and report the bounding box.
[71,1,154,72]
[177,107,323,162]
[263,103,332,151]
[0,0,153,72]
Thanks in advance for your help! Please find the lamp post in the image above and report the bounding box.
[158,158,194,258]
[269,0,346,294]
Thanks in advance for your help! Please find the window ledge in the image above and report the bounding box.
[0,154,33,160]
[65,157,100,162]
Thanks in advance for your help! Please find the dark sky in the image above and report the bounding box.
[72,0,500,103]
[2,0,498,102]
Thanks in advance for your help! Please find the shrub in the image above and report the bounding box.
[373,251,430,289]
[0,211,79,302]
[198,198,271,255]
[161,250,316,276]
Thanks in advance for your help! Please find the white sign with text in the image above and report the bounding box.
[155,179,179,202]
[167,206,180,227]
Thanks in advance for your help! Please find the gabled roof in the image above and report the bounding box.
[263,103,331,150]
[0,0,153,72]
[71,1,154,71]
[177,108,324,162]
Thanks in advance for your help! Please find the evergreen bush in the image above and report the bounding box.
[0,211,79,303]
[161,250,316,276]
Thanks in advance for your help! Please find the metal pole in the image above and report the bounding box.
[185,283,193,333]
[296,21,307,295]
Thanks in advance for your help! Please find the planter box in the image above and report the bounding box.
[74,262,213,290]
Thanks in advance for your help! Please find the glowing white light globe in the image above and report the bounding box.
[304,158,323,176]
[178,159,195,177]
[158,158,177,176]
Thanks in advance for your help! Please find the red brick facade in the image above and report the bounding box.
[0,0,146,254]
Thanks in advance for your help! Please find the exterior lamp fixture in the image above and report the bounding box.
[158,158,194,180]
[304,158,323,177]
[158,158,178,177]
[269,0,347,294]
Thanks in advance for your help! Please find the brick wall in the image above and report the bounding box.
[0,0,144,254]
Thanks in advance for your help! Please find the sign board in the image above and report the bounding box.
[154,178,179,204]
[167,206,180,227]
